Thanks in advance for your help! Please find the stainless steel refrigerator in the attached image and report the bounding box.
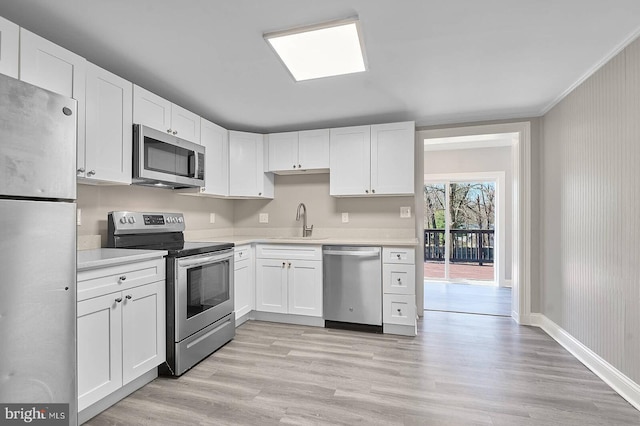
[0,73,77,425]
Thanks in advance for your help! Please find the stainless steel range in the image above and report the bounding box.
[107,211,235,376]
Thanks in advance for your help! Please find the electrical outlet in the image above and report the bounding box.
[342,212,349,223]
[209,213,216,224]
[259,213,269,223]
[400,207,411,218]
[76,208,81,226]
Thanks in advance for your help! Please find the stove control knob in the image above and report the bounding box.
[166,217,173,223]
[128,216,135,224]
[178,217,184,223]
[120,217,127,224]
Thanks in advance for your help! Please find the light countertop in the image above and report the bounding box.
[188,235,419,247]
[77,248,168,271]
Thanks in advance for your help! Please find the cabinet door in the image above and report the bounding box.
[19,28,86,176]
[255,259,287,313]
[133,85,171,133]
[370,121,415,195]
[199,118,229,196]
[85,63,133,184]
[288,260,323,317]
[170,103,200,143]
[267,131,298,172]
[234,259,254,319]
[298,129,330,170]
[329,125,371,196]
[0,16,19,78]
[229,131,267,197]
[77,293,123,411]
[121,281,166,385]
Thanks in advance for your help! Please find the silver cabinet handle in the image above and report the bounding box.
[77,167,85,174]
[298,164,301,168]
[293,164,297,168]
[365,189,369,193]
[288,262,292,268]
[372,189,376,194]
[87,170,96,176]
[397,278,402,283]
[115,297,122,303]
[167,129,172,133]
[396,254,401,259]
[258,192,262,196]
[172,130,178,135]
[125,295,132,300]
[282,262,286,268]
[397,308,402,314]
[119,275,127,282]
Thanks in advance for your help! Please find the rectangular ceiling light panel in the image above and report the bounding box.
[265,18,367,81]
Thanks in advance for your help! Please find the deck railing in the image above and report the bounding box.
[424,229,494,265]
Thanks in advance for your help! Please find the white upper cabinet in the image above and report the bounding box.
[199,118,229,197]
[267,129,329,173]
[83,63,133,184]
[370,121,415,195]
[19,28,86,172]
[133,85,200,144]
[267,131,298,172]
[329,125,371,196]
[229,130,274,198]
[330,121,414,196]
[0,16,19,78]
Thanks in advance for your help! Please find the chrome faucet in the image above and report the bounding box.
[296,202,313,237]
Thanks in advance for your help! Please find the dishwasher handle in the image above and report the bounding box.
[323,249,380,257]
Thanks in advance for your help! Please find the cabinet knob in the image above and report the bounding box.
[115,297,123,303]
[288,262,292,268]
[397,254,401,259]
[397,308,402,314]
[201,187,206,192]
[167,129,172,133]
[172,130,178,135]
[293,164,297,168]
[119,275,127,282]
[87,170,96,176]
[77,167,85,174]
[372,189,376,194]
[397,278,402,283]
[298,164,301,168]
[282,262,286,268]
[365,189,369,194]
[258,192,262,196]
[125,294,132,300]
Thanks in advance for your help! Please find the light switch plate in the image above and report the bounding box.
[209,213,216,224]
[259,213,269,223]
[400,207,411,218]
[342,212,349,223]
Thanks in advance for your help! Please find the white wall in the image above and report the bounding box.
[541,36,640,384]
[423,146,513,280]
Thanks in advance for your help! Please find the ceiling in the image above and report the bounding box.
[1,0,640,133]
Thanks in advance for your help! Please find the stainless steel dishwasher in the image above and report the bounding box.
[323,246,382,332]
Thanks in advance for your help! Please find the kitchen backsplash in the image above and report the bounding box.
[77,174,415,249]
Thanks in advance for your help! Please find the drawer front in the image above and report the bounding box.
[383,264,415,295]
[78,258,165,301]
[234,245,252,262]
[383,294,416,326]
[383,247,415,264]
[256,244,322,261]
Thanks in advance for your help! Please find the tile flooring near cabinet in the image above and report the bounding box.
[86,314,640,426]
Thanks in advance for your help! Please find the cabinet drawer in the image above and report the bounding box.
[256,244,322,261]
[234,245,252,263]
[383,247,415,264]
[78,258,165,302]
[383,294,416,326]
[383,264,415,294]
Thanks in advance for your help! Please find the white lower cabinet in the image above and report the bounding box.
[234,245,254,321]
[77,258,165,413]
[255,245,322,317]
[382,247,417,335]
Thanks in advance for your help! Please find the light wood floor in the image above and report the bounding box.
[424,282,512,316]
[86,314,640,425]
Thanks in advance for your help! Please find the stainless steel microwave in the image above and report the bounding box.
[132,124,205,189]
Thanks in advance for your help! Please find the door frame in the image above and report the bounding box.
[424,172,506,286]
[415,121,532,325]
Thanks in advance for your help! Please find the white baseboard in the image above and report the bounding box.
[531,313,640,411]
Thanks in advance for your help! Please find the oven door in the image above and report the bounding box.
[175,249,234,341]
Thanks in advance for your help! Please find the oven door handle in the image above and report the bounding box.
[178,252,232,268]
